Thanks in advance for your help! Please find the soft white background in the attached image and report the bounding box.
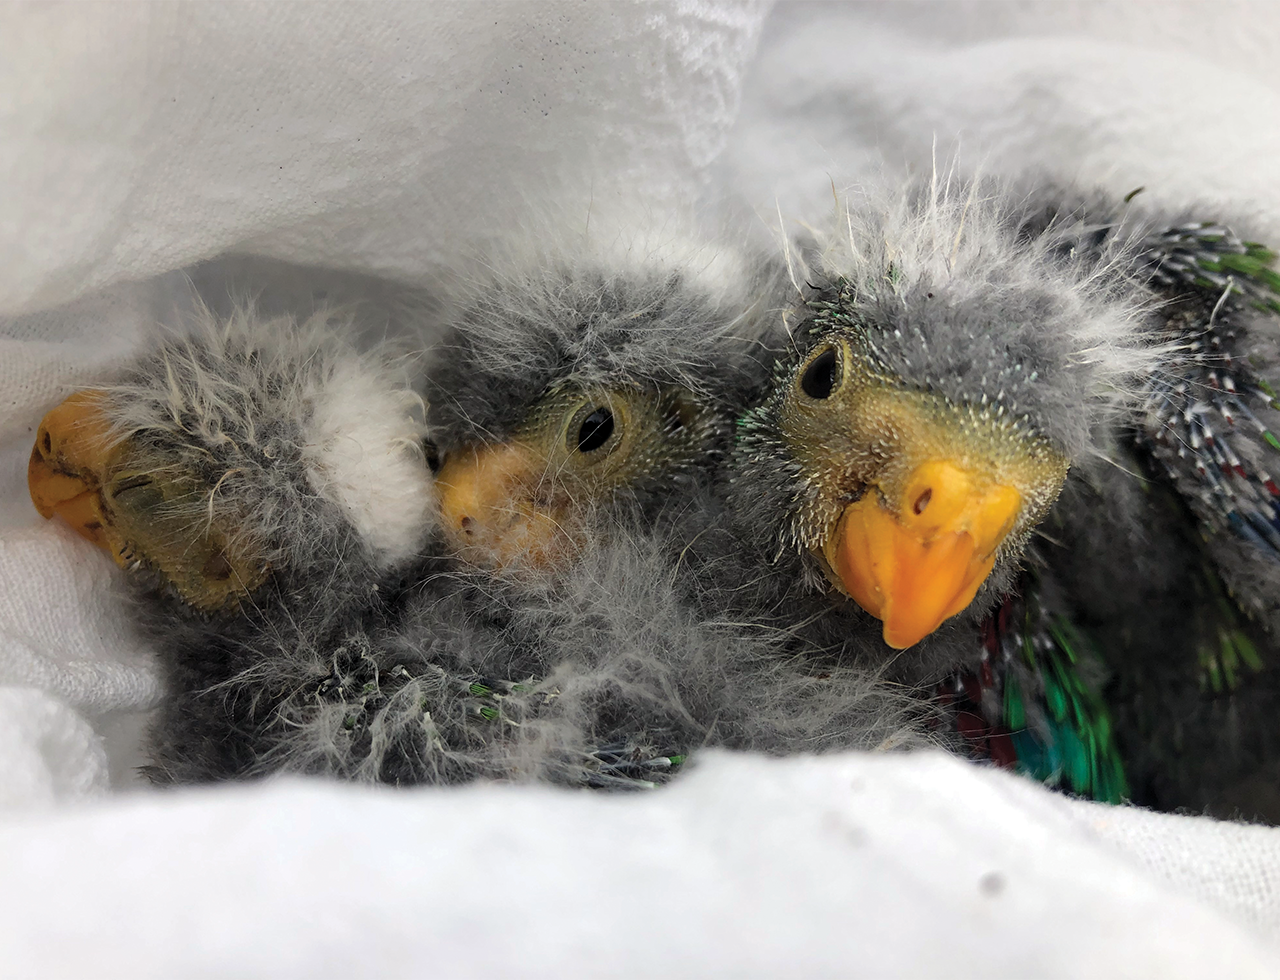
[3,2,1280,976]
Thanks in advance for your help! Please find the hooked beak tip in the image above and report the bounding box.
[27,447,113,550]
[826,462,1020,647]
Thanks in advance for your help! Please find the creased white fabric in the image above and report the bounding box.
[1080,797,1280,944]
[3,2,1280,975]
[0,687,108,807]
[0,1,766,317]
[725,1,1280,241]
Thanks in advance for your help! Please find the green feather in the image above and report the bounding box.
[1143,222,1280,314]
[1002,671,1026,731]
[1005,587,1130,804]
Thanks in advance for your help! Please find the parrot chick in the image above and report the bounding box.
[27,218,938,786]
[715,171,1280,820]
[718,173,1158,683]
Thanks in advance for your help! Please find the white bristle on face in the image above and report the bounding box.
[774,169,1172,462]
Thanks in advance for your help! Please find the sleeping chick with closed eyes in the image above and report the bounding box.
[28,222,937,787]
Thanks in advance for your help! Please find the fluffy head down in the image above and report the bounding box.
[426,219,788,449]
[221,524,941,787]
[97,303,435,604]
[300,350,435,565]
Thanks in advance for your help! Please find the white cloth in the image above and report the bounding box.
[2,751,1280,980]
[725,1,1280,239]
[3,2,1280,975]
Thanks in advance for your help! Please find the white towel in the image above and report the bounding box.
[3,751,1280,980]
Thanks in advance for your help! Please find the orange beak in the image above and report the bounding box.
[824,460,1021,649]
[28,391,123,557]
[435,442,577,572]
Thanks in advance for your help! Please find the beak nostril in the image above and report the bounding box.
[202,552,233,582]
[40,431,52,457]
[913,488,932,515]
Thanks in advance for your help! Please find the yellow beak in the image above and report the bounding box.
[435,442,575,571]
[824,459,1021,649]
[30,389,270,611]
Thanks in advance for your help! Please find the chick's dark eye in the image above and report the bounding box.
[575,407,615,453]
[800,347,841,400]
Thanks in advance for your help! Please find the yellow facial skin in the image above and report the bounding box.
[435,384,708,573]
[28,390,268,612]
[781,332,1069,649]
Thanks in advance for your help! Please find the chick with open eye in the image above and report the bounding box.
[27,221,936,786]
[696,171,1280,818]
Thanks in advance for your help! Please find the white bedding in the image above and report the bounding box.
[3,3,1280,975]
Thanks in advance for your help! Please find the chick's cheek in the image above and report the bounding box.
[435,441,584,572]
[463,499,582,573]
[434,382,717,575]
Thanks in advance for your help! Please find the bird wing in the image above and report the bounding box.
[1131,218,1280,641]
[1138,223,1280,555]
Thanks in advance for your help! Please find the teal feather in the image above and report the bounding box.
[942,577,1129,805]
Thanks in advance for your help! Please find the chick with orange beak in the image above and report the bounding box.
[727,175,1151,664]
[743,314,1068,651]
[423,238,779,578]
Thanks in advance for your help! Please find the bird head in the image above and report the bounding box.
[433,378,714,571]
[427,231,779,575]
[27,309,434,613]
[732,177,1151,650]
[28,387,270,612]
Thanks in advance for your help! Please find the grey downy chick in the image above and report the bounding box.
[663,173,1152,803]
[709,173,1155,681]
[30,305,443,781]
[708,171,1280,818]
[28,223,934,787]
